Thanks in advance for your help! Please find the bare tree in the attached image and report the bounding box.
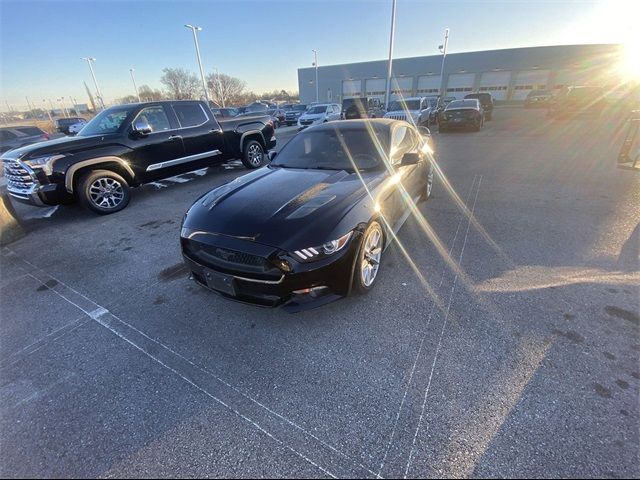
[138,84,164,102]
[116,95,140,105]
[206,72,247,107]
[160,68,200,100]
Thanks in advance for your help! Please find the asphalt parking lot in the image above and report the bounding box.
[1,108,638,478]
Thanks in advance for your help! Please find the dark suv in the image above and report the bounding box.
[2,101,276,214]
[341,97,385,119]
[464,92,494,120]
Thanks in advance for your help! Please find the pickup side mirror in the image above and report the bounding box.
[267,150,277,162]
[400,152,421,167]
[133,119,152,136]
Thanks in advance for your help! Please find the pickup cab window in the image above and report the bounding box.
[173,103,208,128]
[134,106,171,132]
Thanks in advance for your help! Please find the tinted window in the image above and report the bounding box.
[0,130,17,141]
[307,106,328,114]
[446,100,479,109]
[135,106,171,132]
[389,100,421,110]
[272,127,388,172]
[173,103,208,127]
[391,126,417,164]
[15,127,44,136]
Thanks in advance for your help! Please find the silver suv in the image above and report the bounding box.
[384,96,438,127]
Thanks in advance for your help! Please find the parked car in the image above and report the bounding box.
[297,103,342,130]
[55,117,86,135]
[430,96,457,123]
[342,97,386,119]
[0,126,49,154]
[68,119,88,135]
[384,96,438,126]
[439,99,484,132]
[547,86,608,118]
[1,100,276,214]
[180,119,434,312]
[211,107,240,118]
[524,89,553,108]
[284,104,309,126]
[464,92,494,120]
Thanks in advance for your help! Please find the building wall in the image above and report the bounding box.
[298,44,624,104]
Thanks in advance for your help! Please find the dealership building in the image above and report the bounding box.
[297,44,624,104]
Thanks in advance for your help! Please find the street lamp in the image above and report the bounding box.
[438,28,450,105]
[312,49,319,102]
[81,57,105,109]
[184,24,210,105]
[130,68,141,102]
[384,0,397,110]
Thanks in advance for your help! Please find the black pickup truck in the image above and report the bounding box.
[2,100,276,214]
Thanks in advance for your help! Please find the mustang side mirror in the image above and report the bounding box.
[418,126,431,137]
[133,119,152,136]
[267,150,277,162]
[401,152,421,167]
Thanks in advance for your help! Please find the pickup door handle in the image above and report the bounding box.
[209,128,222,133]
[168,135,182,141]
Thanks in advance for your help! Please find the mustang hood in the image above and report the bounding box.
[2,134,123,161]
[184,166,381,250]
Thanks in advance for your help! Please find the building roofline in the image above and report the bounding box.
[297,43,622,72]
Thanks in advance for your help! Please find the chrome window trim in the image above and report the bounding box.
[146,149,221,172]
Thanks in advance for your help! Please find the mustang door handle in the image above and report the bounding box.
[168,135,182,140]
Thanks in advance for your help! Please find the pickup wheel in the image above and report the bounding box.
[77,169,131,215]
[241,140,265,169]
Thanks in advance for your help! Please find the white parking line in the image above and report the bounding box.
[403,175,483,479]
[2,247,373,478]
[375,175,480,478]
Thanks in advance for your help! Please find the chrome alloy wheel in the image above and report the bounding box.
[361,225,383,287]
[247,143,263,166]
[89,177,124,209]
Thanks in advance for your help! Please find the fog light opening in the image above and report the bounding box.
[293,286,329,298]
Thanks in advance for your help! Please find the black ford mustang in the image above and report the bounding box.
[181,119,435,312]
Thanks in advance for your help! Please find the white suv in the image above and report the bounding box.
[383,97,438,127]
[297,103,342,130]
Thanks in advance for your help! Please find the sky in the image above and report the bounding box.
[0,0,637,110]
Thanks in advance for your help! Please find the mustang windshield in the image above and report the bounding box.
[272,128,387,172]
[78,107,134,136]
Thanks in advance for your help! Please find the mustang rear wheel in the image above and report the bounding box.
[353,221,384,294]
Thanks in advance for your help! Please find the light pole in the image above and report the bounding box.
[438,28,450,106]
[43,99,53,123]
[82,57,105,109]
[384,0,397,110]
[130,68,141,102]
[57,97,69,118]
[312,49,319,102]
[184,24,210,105]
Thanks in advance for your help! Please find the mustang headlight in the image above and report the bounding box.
[23,154,64,176]
[292,231,353,262]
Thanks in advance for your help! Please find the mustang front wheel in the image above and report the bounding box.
[353,221,384,293]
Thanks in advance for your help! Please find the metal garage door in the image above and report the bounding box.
[365,78,386,100]
[417,75,441,95]
[446,73,475,99]
[479,71,511,101]
[390,77,413,100]
[512,70,550,100]
[342,80,362,98]
[554,69,592,89]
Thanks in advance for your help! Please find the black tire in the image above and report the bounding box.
[352,221,384,294]
[77,169,131,215]
[241,139,265,169]
[421,163,434,201]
